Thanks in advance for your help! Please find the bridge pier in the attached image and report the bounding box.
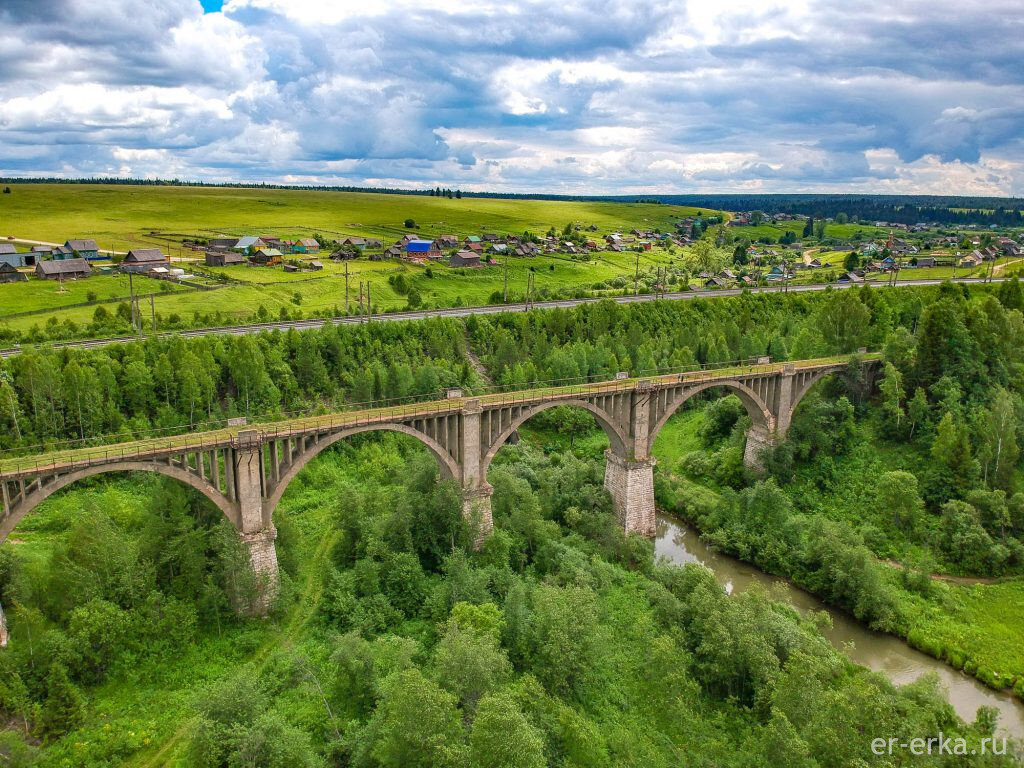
[604,451,656,537]
[235,430,279,614]
[462,485,494,547]
[743,423,775,471]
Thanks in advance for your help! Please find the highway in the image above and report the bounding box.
[0,275,1006,358]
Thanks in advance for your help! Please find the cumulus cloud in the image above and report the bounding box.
[0,0,1022,192]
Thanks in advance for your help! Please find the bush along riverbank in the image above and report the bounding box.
[651,375,1024,701]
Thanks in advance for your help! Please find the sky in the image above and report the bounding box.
[1,0,1023,195]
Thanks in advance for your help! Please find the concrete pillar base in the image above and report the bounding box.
[603,451,656,537]
[743,424,774,471]
[240,526,279,616]
[462,485,494,548]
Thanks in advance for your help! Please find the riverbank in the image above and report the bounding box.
[655,510,1024,738]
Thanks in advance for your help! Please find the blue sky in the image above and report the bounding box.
[1,0,1023,194]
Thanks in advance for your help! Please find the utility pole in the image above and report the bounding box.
[359,281,364,316]
[344,261,349,314]
[128,269,138,332]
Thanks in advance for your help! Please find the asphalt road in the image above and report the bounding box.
[0,276,1006,358]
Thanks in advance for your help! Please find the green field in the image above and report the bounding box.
[0,272,186,316]
[0,184,704,252]
[0,184,710,335]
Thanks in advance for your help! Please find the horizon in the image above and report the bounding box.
[2,0,1023,195]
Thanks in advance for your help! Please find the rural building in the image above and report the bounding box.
[704,276,728,288]
[960,253,983,268]
[915,257,937,268]
[0,262,27,283]
[309,261,324,271]
[250,248,283,266]
[36,258,91,280]
[449,250,482,267]
[65,239,100,260]
[205,251,245,267]
[0,244,35,268]
[405,240,442,260]
[208,237,238,249]
[491,243,508,255]
[837,272,864,284]
[379,245,403,260]
[464,235,482,247]
[293,238,320,254]
[234,236,266,252]
[50,244,76,260]
[122,248,169,272]
[436,235,459,249]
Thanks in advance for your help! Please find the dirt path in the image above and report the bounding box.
[993,258,1024,274]
[132,527,340,767]
[463,332,493,386]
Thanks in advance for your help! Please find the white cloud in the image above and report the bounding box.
[0,0,1022,193]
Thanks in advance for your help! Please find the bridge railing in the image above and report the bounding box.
[0,352,878,476]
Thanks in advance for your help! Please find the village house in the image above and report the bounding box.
[121,248,169,272]
[250,247,283,266]
[490,243,508,255]
[205,250,246,267]
[449,250,482,268]
[482,233,500,242]
[405,240,442,261]
[0,262,27,283]
[293,238,320,254]
[233,236,266,253]
[65,239,100,260]
[208,237,238,250]
[704,276,729,288]
[435,235,459,249]
[960,253,983,268]
[0,244,35,268]
[914,257,937,268]
[378,245,404,260]
[837,272,864,284]
[36,258,91,280]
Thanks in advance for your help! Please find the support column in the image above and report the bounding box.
[773,364,797,438]
[604,450,656,537]
[459,402,493,546]
[233,430,279,614]
[742,423,774,470]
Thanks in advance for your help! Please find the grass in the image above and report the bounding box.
[0,184,704,253]
[0,184,713,333]
[907,579,1024,694]
[0,272,186,317]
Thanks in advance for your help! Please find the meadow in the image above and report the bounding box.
[0,184,703,252]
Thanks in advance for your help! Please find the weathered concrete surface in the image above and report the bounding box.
[604,450,656,537]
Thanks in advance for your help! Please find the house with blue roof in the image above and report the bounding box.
[405,239,442,260]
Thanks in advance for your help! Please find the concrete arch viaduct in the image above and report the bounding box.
[0,355,879,612]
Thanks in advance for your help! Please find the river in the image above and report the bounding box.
[655,512,1024,740]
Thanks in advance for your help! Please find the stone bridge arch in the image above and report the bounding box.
[0,460,237,546]
[262,423,462,513]
[480,398,629,477]
[646,379,774,456]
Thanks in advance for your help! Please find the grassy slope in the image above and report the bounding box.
[0,185,703,330]
[0,184,703,252]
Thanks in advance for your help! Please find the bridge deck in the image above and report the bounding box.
[0,354,874,478]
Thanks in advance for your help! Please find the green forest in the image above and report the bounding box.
[1,281,1024,764]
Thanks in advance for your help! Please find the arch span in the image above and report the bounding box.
[647,380,773,455]
[263,423,461,513]
[0,461,237,545]
[481,398,628,475]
